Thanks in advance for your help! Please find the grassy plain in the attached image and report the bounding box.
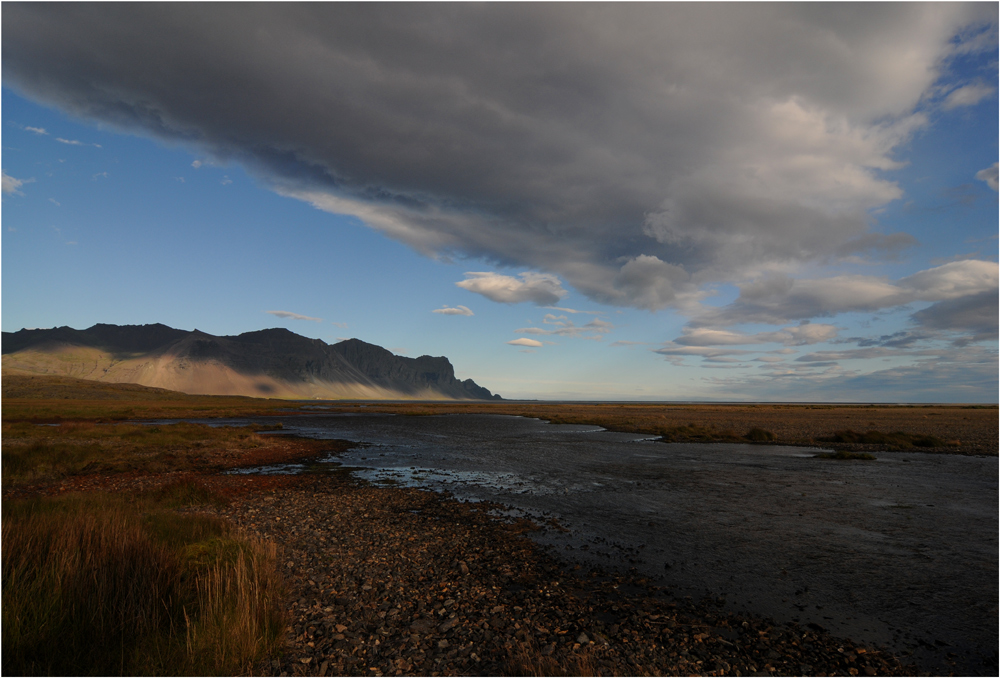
[316,400,998,455]
[2,373,995,675]
[2,375,327,676]
[2,373,295,422]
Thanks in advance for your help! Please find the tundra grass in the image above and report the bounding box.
[814,450,878,461]
[1,421,299,487]
[2,490,286,676]
[1,373,299,423]
[317,402,995,454]
[815,429,948,450]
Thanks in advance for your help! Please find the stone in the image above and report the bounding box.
[409,618,438,634]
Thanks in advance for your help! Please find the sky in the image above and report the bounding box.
[2,3,997,402]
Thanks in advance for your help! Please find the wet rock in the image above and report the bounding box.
[206,474,916,677]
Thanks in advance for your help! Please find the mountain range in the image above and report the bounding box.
[1,324,501,400]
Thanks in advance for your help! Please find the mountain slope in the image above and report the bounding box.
[1,324,501,400]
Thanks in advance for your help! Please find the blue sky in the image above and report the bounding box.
[2,4,997,401]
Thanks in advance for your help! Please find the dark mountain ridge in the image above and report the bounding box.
[2,324,501,400]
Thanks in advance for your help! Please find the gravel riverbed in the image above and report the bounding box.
[209,472,915,677]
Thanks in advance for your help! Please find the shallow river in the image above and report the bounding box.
[226,412,996,675]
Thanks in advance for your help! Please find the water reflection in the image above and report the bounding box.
[224,412,995,674]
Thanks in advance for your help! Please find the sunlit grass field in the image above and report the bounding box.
[1,375,313,676]
[2,421,289,487]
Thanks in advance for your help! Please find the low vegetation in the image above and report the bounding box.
[815,429,950,450]
[1,420,315,488]
[0,372,993,675]
[317,401,996,455]
[1,373,297,422]
[2,489,285,676]
[814,450,878,461]
[0,376,334,676]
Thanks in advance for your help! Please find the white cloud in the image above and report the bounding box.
[674,323,838,347]
[265,310,322,322]
[898,259,998,302]
[48,198,61,206]
[456,272,567,305]
[191,160,203,168]
[515,314,614,340]
[698,260,998,326]
[55,137,100,148]
[432,305,474,316]
[653,345,753,359]
[221,175,232,185]
[544,306,603,315]
[976,162,998,191]
[942,83,995,110]
[507,338,544,347]
[24,126,47,135]
[2,171,25,195]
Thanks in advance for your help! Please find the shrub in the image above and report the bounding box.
[814,450,877,461]
[744,428,777,442]
[816,430,945,450]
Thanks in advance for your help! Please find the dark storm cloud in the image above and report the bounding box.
[911,290,999,342]
[3,3,994,309]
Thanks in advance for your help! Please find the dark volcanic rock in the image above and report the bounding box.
[2,324,501,400]
[1,322,189,356]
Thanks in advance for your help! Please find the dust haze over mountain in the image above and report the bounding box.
[1,324,501,401]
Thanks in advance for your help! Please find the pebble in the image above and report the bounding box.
[209,474,915,676]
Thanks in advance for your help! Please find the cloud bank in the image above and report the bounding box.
[695,260,998,328]
[3,4,994,311]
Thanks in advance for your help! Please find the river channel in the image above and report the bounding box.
[222,411,996,675]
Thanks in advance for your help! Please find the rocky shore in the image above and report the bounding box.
[209,471,915,677]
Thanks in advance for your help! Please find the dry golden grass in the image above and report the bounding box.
[320,401,998,454]
[1,373,296,422]
[2,492,285,676]
[1,420,329,489]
